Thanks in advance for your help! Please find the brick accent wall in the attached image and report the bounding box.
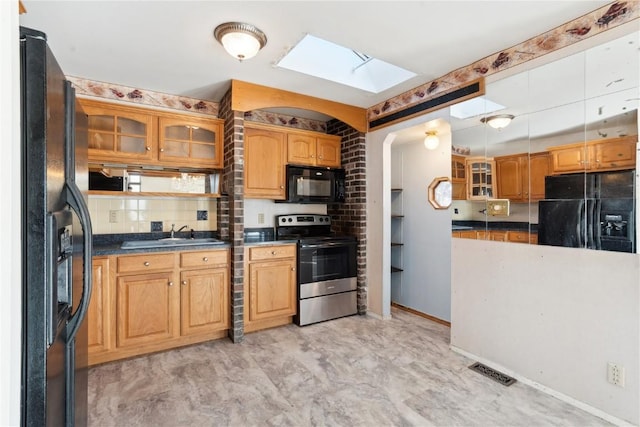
[326,119,367,313]
[218,90,245,342]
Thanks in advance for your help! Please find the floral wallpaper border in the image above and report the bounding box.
[68,76,219,116]
[368,1,639,122]
[243,110,328,133]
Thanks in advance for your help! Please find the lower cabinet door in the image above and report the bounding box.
[180,268,229,336]
[88,257,111,355]
[248,260,296,322]
[116,272,179,348]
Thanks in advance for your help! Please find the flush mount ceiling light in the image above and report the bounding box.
[424,131,439,150]
[214,22,267,61]
[481,114,515,130]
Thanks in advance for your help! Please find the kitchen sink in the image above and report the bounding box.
[121,238,225,249]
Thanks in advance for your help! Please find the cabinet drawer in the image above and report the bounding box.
[117,253,175,274]
[248,245,296,261]
[180,250,228,268]
[508,231,529,243]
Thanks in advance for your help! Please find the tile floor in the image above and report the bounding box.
[88,308,612,426]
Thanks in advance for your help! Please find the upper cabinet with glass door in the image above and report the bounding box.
[80,99,224,170]
[158,115,224,169]
[82,99,157,163]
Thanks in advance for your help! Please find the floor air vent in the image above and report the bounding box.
[469,362,517,386]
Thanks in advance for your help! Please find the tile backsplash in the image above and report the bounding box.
[88,196,217,234]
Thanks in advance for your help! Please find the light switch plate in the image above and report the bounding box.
[487,199,510,216]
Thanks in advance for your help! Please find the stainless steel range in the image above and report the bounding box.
[275,214,358,326]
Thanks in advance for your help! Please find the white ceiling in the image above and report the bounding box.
[19,1,609,111]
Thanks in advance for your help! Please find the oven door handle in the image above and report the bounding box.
[300,242,356,249]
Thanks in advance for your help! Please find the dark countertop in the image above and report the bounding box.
[453,220,538,232]
[93,232,230,256]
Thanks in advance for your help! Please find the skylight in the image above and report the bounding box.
[450,97,506,119]
[276,34,416,94]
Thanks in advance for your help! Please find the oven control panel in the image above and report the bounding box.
[277,214,331,226]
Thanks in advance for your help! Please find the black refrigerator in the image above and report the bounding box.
[538,170,635,253]
[21,27,93,426]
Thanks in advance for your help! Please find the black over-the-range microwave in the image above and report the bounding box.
[281,165,346,204]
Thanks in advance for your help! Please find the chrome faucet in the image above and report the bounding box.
[170,224,189,238]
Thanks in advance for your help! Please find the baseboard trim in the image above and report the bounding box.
[366,311,391,321]
[391,302,451,327]
[450,346,635,427]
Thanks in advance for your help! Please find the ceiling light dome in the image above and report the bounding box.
[214,22,267,61]
[424,131,439,150]
[481,114,514,130]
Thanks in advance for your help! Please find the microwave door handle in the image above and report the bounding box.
[64,181,93,341]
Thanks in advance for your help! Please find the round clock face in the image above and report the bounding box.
[428,177,452,209]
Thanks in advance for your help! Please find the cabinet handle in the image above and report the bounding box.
[181,280,187,286]
[145,146,151,151]
[144,261,150,266]
[203,257,208,262]
[168,281,174,286]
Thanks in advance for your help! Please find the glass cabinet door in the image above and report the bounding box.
[466,157,495,200]
[158,117,223,169]
[82,101,156,162]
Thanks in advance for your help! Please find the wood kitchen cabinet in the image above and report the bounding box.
[466,157,496,200]
[88,257,113,358]
[548,135,637,175]
[496,152,549,202]
[158,115,224,169]
[80,99,224,170]
[179,250,229,336]
[451,155,467,200]
[244,124,287,199]
[88,248,230,366]
[287,131,341,167]
[244,244,297,333]
[116,271,179,348]
[82,99,156,164]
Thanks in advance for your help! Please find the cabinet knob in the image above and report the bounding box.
[181,280,187,286]
[168,281,174,286]
[160,148,164,152]
[310,154,315,158]
[271,251,276,255]
[203,257,208,262]
[319,156,323,159]
[280,185,284,189]
[145,146,151,151]
[291,267,296,271]
[144,261,150,266]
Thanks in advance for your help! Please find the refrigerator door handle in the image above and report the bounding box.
[577,200,584,248]
[593,199,602,250]
[64,181,93,341]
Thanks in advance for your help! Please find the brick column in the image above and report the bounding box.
[218,90,245,342]
[326,119,367,313]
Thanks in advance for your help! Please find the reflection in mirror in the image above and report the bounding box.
[89,168,220,195]
[451,31,638,252]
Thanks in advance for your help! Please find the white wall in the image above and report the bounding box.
[0,1,23,425]
[366,111,449,318]
[390,134,452,321]
[451,240,639,424]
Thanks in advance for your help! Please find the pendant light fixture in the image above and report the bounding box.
[424,131,439,150]
[214,22,267,61]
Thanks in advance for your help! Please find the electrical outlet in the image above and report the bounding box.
[197,210,208,221]
[109,210,118,223]
[258,213,265,224]
[607,362,625,387]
